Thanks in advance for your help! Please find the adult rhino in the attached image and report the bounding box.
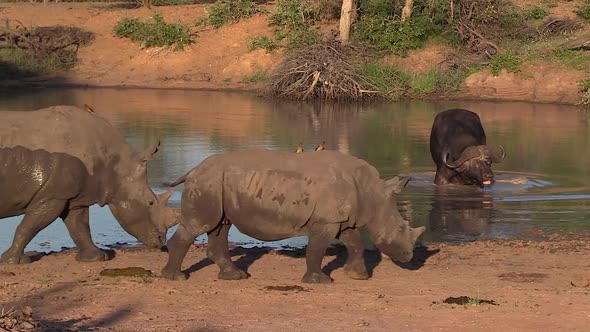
[161,149,425,284]
[430,109,505,187]
[0,105,178,264]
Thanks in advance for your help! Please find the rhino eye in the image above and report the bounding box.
[148,200,155,206]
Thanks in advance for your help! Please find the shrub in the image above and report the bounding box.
[0,47,65,79]
[576,4,590,22]
[114,12,192,50]
[523,5,550,20]
[269,0,321,51]
[247,36,278,53]
[488,50,523,76]
[199,0,267,29]
[579,78,590,106]
[361,63,411,100]
[352,0,452,56]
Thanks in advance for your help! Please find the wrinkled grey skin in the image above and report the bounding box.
[161,149,425,284]
[0,105,178,264]
[430,109,505,188]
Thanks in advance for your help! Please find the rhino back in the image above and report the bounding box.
[0,105,137,175]
[0,146,87,217]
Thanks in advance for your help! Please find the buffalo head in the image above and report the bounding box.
[442,145,505,187]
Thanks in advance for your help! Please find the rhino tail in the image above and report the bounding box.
[164,173,189,187]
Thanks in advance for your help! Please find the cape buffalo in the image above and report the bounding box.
[430,109,505,187]
[161,149,425,283]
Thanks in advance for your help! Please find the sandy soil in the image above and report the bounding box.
[1,233,589,331]
[1,2,589,104]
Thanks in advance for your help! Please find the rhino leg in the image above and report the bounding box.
[161,222,210,281]
[1,199,67,264]
[207,223,249,280]
[339,228,369,280]
[301,223,340,284]
[62,207,109,262]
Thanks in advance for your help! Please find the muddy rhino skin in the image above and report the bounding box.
[162,149,425,283]
[1,146,98,263]
[0,105,178,264]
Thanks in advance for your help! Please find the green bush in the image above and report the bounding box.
[199,0,267,29]
[488,50,523,76]
[576,4,590,22]
[114,12,192,50]
[579,78,590,106]
[361,63,411,100]
[242,71,268,83]
[0,48,65,80]
[352,0,447,56]
[523,5,550,20]
[269,0,321,51]
[247,36,278,53]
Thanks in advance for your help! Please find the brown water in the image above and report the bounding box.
[1,87,589,252]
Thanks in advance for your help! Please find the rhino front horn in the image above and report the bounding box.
[411,226,426,242]
[157,189,174,205]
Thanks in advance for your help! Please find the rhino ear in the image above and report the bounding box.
[138,141,160,165]
[384,176,411,194]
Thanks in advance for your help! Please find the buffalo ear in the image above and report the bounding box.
[138,140,161,165]
[384,176,411,194]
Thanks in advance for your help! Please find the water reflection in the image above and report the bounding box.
[0,87,589,253]
[428,186,494,242]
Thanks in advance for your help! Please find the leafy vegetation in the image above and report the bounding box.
[114,12,193,50]
[198,0,267,29]
[575,4,590,22]
[579,78,590,106]
[353,0,439,56]
[362,63,411,100]
[361,62,476,99]
[242,71,268,83]
[0,48,66,79]
[269,0,321,51]
[488,50,524,76]
[523,4,550,20]
[247,36,278,53]
[466,297,482,306]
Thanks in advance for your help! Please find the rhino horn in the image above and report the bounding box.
[157,188,174,204]
[138,140,161,164]
[411,226,426,242]
[384,176,411,194]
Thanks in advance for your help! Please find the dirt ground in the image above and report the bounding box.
[0,2,589,104]
[1,232,589,331]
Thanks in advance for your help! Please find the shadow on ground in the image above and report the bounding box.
[182,243,439,279]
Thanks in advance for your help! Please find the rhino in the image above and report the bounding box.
[161,149,425,283]
[0,105,178,264]
[430,109,505,187]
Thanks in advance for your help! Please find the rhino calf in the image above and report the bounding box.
[0,146,99,263]
[162,149,425,283]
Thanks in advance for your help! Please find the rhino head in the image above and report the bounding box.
[442,145,505,187]
[107,143,179,248]
[366,176,426,263]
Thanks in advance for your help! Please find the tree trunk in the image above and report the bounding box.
[339,0,356,43]
[401,0,414,22]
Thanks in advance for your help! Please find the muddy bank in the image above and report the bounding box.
[1,233,589,331]
[0,3,588,105]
